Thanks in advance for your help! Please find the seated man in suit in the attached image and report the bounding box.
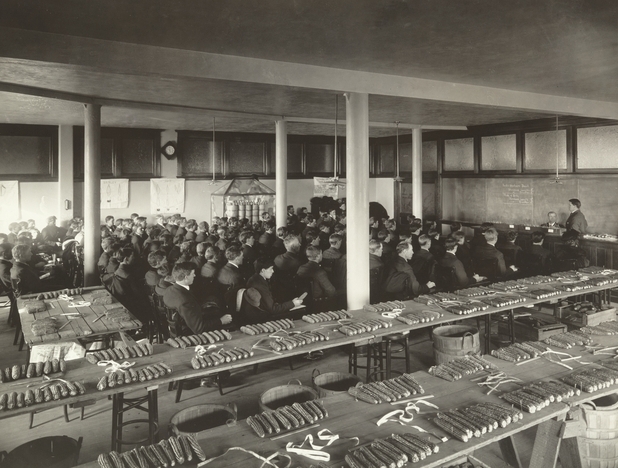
[541,211,564,229]
[274,235,303,275]
[451,231,474,279]
[497,230,523,268]
[10,244,62,295]
[470,222,494,253]
[200,246,220,279]
[246,257,304,319]
[410,234,436,284]
[522,231,554,272]
[408,218,423,253]
[473,228,517,279]
[297,245,337,301]
[163,262,232,336]
[321,233,343,273]
[216,246,245,291]
[438,237,484,290]
[383,242,435,299]
[272,227,288,257]
[145,250,168,288]
[240,231,258,279]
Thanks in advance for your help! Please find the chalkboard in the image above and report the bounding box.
[486,179,533,224]
[442,176,618,234]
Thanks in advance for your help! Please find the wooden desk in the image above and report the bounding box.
[17,287,142,346]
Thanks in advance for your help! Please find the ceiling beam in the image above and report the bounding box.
[2,27,618,120]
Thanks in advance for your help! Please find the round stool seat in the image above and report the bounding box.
[382,332,407,341]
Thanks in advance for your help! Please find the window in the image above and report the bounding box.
[0,125,57,181]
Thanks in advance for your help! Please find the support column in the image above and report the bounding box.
[275,120,287,229]
[58,125,74,227]
[84,104,101,286]
[345,92,370,309]
[412,127,423,219]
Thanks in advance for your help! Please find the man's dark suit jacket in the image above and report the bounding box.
[455,242,474,278]
[565,210,588,235]
[216,263,245,290]
[296,261,336,299]
[474,243,507,277]
[438,252,469,290]
[410,249,436,284]
[200,261,219,279]
[163,283,222,336]
[383,256,427,298]
[527,244,553,267]
[274,251,302,274]
[246,274,294,315]
[10,261,43,295]
[0,259,12,293]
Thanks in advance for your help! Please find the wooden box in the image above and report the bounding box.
[559,307,616,328]
[498,313,567,342]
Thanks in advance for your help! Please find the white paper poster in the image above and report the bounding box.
[0,180,20,231]
[151,178,185,214]
[313,177,340,198]
[101,179,129,209]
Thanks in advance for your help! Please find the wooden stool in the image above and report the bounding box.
[348,343,384,383]
[381,332,411,378]
[111,388,159,452]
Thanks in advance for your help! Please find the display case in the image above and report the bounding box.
[210,178,276,224]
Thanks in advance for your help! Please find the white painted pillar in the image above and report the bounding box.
[57,125,74,227]
[345,92,370,309]
[84,104,101,286]
[412,127,423,219]
[275,120,287,229]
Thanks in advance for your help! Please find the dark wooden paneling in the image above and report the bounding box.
[0,124,57,181]
[227,141,266,175]
[305,143,334,174]
[74,127,159,180]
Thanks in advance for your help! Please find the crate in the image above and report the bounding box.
[559,307,616,329]
[498,312,567,342]
[440,454,492,468]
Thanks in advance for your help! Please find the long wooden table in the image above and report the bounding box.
[2,272,617,422]
[17,286,143,346]
[74,333,618,468]
[3,271,618,467]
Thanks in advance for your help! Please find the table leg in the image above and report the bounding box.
[558,436,583,468]
[498,436,522,468]
[528,417,564,468]
[485,314,491,353]
[509,310,515,344]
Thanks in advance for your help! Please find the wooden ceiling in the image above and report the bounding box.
[1,0,617,135]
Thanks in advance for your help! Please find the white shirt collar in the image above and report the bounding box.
[177,282,190,291]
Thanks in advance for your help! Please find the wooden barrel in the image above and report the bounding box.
[259,380,318,412]
[432,325,480,364]
[580,394,618,468]
[312,369,362,398]
[169,403,237,436]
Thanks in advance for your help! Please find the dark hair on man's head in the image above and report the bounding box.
[305,245,322,261]
[329,233,343,246]
[451,231,465,241]
[396,241,412,255]
[419,234,432,248]
[172,262,195,282]
[0,243,13,259]
[410,219,423,231]
[11,244,31,262]
[225,245,242,261]
[255,257,275,274]
[569,198,581,209]
[147,250,167,268]
[507,231,518,242]
[531,231,545,243]
[445,237,458,251]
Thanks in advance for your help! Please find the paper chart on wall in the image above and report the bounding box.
[100,179,129,209]
[0,181,20,231]
[313,177,340,198]
[151,178,185,214]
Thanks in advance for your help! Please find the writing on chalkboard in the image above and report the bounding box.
[501,182,533,205]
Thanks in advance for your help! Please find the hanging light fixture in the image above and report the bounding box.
[209,117,223,185]
[329,94,345,187]
[394,121,403,182]
[549,115,563,184]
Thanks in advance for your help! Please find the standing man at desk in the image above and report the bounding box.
[541,211,564,228]
[565,198,588,235]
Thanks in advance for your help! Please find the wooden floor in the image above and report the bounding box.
[0,301,553,467]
